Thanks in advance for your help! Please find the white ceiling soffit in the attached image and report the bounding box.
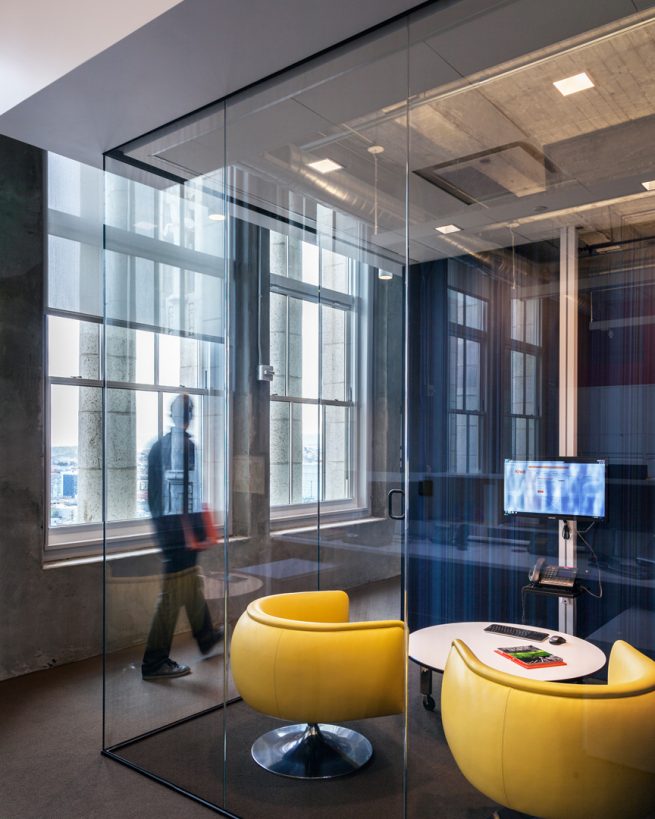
[0,0,182,116]
[0,0,424,166]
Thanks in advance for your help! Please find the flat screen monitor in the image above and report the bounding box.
[504,458,606,520]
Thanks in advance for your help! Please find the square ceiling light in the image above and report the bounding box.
[553,72,594,96]
[307,158,343,174]
[435,224,461,234]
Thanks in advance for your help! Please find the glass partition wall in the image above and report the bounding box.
[103,19,409,818]
[102,109,230,807]
[102,2,655,816]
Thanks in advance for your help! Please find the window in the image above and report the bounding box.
[46,154,226,558]
[269,228,364,517]
[509,297,541,459]
[448,289,487,473]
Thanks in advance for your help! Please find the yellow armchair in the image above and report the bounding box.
[230,590,406,778]
[442,638,655,819]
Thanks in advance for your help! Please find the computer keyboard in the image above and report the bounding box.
[484,623,549,642]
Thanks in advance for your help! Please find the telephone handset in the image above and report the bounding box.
[529,557,577,589]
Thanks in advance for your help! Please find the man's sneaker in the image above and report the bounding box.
[199,627,224,655]
[142,659,191,681]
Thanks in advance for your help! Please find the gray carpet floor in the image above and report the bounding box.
[0,649,491,819]
[1,577,491,818]
[1,655,211,818]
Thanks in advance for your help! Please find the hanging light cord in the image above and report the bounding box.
[368,145,384,236]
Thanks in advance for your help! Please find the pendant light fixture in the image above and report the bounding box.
[368,145,391,280]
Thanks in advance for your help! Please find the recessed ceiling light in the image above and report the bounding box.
[208,212,226,221]
[642,180,655,191]
[378,270,393,280]
[553,72,594,96]
[435,224,461,234]
[307,158,343,174]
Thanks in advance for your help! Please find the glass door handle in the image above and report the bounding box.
[387,488,405,520]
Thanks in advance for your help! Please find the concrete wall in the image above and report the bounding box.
[0,135,102,681]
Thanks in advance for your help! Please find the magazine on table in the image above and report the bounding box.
[495,644,566,669]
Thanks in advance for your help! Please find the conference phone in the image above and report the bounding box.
[529,557,577,589]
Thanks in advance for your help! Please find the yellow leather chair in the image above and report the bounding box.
[441,638,655,819]
[230,590,406,779]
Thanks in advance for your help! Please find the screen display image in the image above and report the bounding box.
[504,459,606,519]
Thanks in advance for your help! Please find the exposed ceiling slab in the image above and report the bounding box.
[111,1,655,265]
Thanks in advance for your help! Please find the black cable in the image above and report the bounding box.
[577,528,603,599]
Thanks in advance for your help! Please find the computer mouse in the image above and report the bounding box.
[549,635,566,645]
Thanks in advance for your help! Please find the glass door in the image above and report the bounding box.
[220,19,408,817]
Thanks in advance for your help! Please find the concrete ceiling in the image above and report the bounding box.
[0,0,425,166]
[114,0,655,265]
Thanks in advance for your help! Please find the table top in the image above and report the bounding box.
[409,621,607,682]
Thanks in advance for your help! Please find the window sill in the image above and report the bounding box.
[44,528,158,566]
[270,506,371,531]
[43,535,250,569]
[44,546,160,570]
[272,515,384,537]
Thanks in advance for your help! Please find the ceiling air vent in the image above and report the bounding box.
[414,142,560,205]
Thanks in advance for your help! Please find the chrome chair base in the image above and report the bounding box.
[251,722,373,779]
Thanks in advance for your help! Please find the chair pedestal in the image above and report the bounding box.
[251,722,373,779]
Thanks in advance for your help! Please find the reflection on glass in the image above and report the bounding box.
[321,248,350,293]
[189,269,223,338]
[132,181,156,237]
[105,252,157,326]
[159,187,182,246]
[86,1,655,815]
[299,241,319,286]
[48,153,82,216]
[48,235,102,317]
[160,265,182,333]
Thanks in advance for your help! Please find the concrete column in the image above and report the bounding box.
[558,225,579,633]
[0,137,103,679]
[231,218,271,540]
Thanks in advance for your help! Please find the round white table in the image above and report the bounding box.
[409,621,607,709]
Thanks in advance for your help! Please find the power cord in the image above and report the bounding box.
[564,519,603,599]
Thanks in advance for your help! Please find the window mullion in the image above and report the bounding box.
[288,402,293,506]
[284,295,290,398]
